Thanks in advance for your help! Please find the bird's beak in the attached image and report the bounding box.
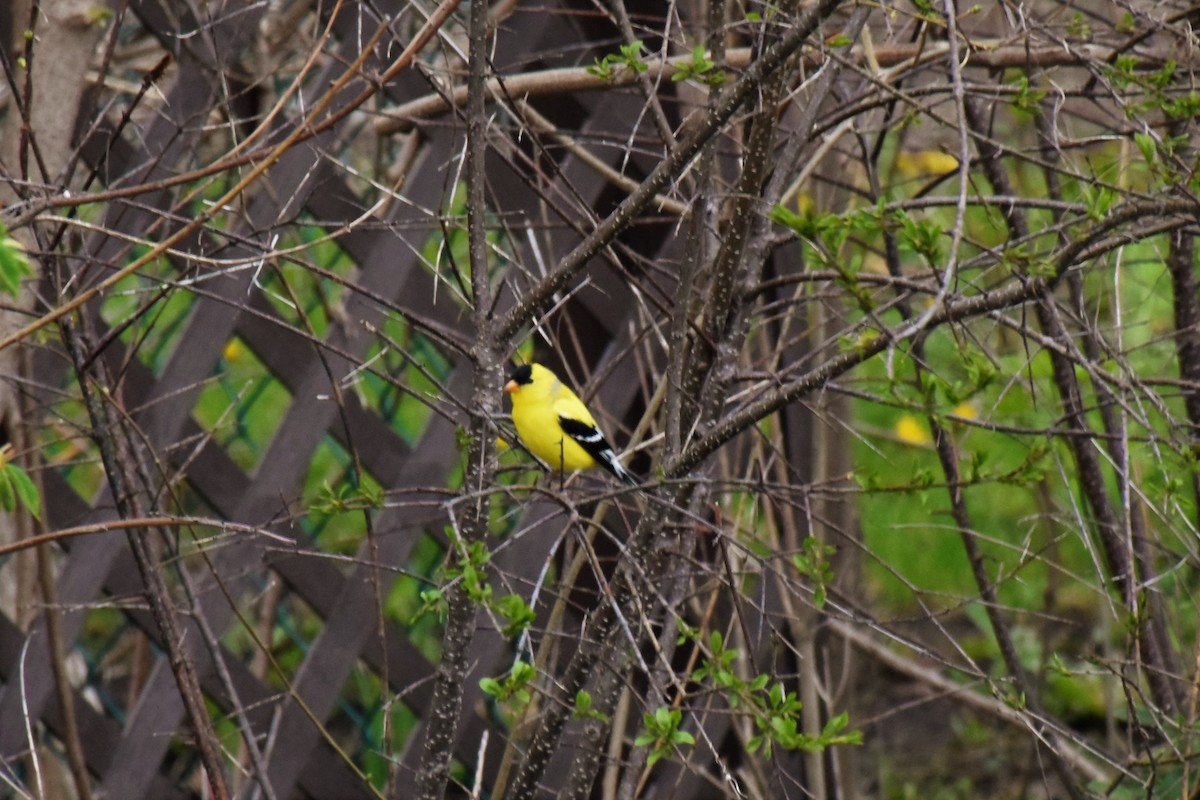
[503,380,519,394]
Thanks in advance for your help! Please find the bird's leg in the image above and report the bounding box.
[558,438,565,491]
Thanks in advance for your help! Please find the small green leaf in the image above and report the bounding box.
[820,711,850,738]
[0,471,14,513]
[1133,131,1157,164]
[0,223,32,299]
[6,464,40,521]
[496,593,536,637]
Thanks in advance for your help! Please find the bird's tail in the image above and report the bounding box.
[612,460,640,488]
[594,448,640,487]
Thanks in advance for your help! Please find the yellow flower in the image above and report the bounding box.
[895,150,960,179]
[894,415,931,446]
[222,339,244,363]
[950,401,978,421]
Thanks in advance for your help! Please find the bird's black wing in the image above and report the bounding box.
[559,417,639,486]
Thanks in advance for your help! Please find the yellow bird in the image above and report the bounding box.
[503,363,638,486]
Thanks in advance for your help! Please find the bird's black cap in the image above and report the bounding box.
[508,364,533,386]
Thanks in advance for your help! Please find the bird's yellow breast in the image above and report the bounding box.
[510,397,598,472]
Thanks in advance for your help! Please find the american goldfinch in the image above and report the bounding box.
[503,363,638,486]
